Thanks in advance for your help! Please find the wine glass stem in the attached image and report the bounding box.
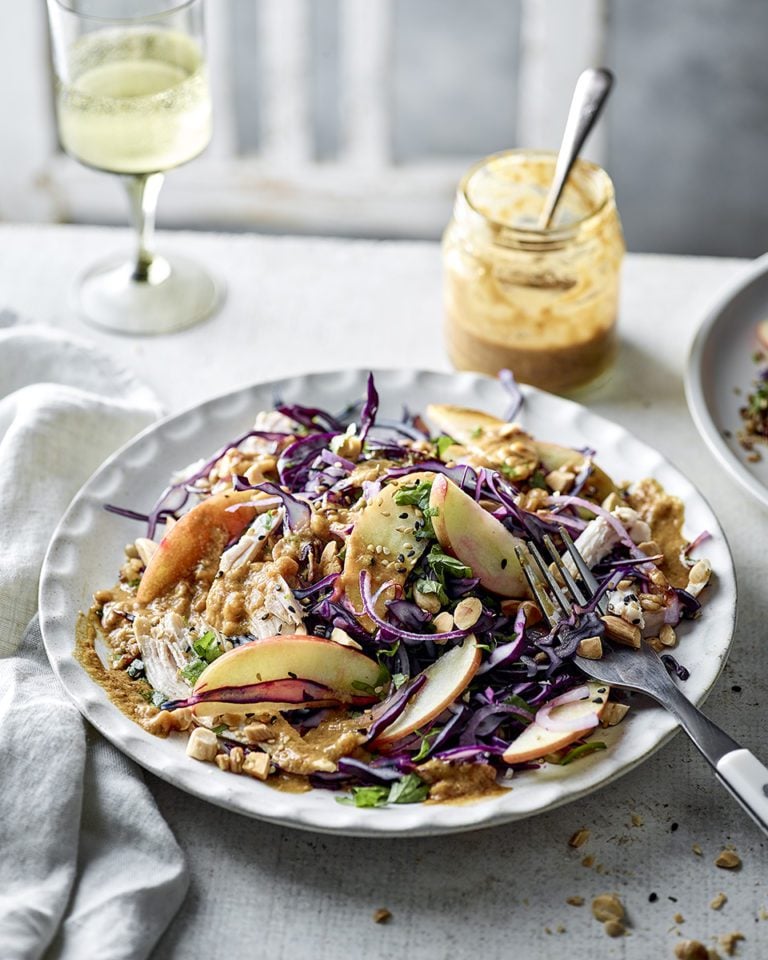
[123,172,165,283]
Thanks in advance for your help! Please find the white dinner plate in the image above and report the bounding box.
[40,368,736,837]
[686,252,768,510]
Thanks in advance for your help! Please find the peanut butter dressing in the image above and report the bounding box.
[443,150,624,394]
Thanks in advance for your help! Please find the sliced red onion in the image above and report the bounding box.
[545,495,644,557]
[684,529,712,557]
[358,571,469,643]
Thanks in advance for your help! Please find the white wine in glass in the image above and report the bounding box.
[47,0,221,335]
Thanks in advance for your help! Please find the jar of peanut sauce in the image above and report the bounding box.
[443,149,625,394]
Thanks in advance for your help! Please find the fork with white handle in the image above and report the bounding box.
[514,529,768,837]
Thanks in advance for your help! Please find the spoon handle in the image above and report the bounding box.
[538,67,614,231]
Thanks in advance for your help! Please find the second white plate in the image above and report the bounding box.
[686,252,768,510]
[40,368,736,837]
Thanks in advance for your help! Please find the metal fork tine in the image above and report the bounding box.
[559,527,609,615]
[526,541,572,618]
[514,544,560,627]
[543,533,588,606]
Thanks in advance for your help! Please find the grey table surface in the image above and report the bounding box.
[3,223,767,959]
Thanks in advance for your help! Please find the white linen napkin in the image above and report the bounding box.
[0,326,189,960]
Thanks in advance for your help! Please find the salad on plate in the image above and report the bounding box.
[79,374,712,808]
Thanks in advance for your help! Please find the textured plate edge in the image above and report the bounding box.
[39,367,738,837]
[685,252,768,511]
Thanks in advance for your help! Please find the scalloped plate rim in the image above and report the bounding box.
[39,367,736,837]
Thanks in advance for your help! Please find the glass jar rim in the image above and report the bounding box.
[458,148,616,241]
[50,0,199,25]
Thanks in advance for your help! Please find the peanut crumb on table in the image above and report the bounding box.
[631,812,644,827]
[718,931,745,956]
[566,896,585,907]
[603,919,625,938]
[673,912,685,924]
[372,908,392,924]
[592,893,626,937]
[568,828,590,848]
[715,849,741,870]
[674,941,709,960]
[581,855,595,868]
[692,843,703,856]
[710,892,728,911]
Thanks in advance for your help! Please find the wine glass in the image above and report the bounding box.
[46,0,221,335]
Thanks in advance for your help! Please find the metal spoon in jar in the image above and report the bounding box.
[538,67,614,231]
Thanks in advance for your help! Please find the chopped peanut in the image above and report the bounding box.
[432,611,455,633]
[660,624,677,647]
[453,597,482,630]
[186,727,219,762]
[229,747,245,774]
[576,636,603,659]
[244,722,274,744]
[601,614,641,648]
[242,751,271,780]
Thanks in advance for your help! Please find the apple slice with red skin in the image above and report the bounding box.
[340,472,433,630]
[372,635,481,748]
[501,681,610,765]
[188,633,384,717]
[426,404,616,502]
[137,490,264,604]
[428,474,529,597]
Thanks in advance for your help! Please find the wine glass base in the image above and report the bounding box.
[76,252,223,336]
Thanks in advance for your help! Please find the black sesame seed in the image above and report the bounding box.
[397,554,405,562]
[501,558,508,570]
[399,513,409,520]
[670,822,679,832]
[732,684,742,692]
[288,671,297,679]
[648,892,658,903]
[597,687,606,694]
[593,697,604,704]
[287,605,295,613]
[632,618,641,625]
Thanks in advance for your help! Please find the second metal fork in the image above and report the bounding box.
[515,530,768,837]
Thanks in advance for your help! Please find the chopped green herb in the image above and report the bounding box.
[391,672,408,689]
[412,729,440,762]
[503,693,535,716]
[415,577,449,606]
[337,785,390,808]
[212,723,228,735]
[376,639,401,663]
[336,773,430,808]
[192,630,223,663]
[470,427,483,439]
[436,435,457,458]
[150,691,166,708]
[127,578,141,589]
[393,481,436,539]
[427,544,472,580]
[180,658,207,684]
[388,773,430,804]
[393,480,431,508]
[529,470,548,490]
[557,741,607,766]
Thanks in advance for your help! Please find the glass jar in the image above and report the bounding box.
[443,149,625,394]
